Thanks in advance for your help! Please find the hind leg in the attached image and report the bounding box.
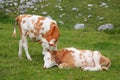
[18,39,23,58]
[83,51,102,71]
[22,36,32,61]
[19,35,32,61]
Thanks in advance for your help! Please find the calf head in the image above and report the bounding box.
[43,51,57,68]
[42,22,60,52]
[43,49,71,68]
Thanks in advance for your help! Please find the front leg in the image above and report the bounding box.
[42,48,47,55]
[18,40,23,58]
[41,39,49,55]
[83,66,102,71]
[58,63,72,69]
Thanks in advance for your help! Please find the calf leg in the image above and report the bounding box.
[83,51,102,71]
[58,63,69,69]
[21,36,32,61]
[58,63,74,69]
[18,40,23,58]
[41,39,49,55]
[23,37,32,61]
[83,66,101,71]
[83,60,102,71]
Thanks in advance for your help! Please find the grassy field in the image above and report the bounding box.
[0,0,120,80]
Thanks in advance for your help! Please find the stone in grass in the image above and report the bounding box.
[74,23,85,29]
[98,23,113,31]
[42,11,47,15]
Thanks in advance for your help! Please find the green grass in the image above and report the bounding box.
[0,23,120,80]
[0,0,120,80]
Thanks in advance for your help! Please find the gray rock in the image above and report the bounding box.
[100,2,108,8]
[34,8,37,11]
[58,21,64,24]
[13,2,18,6]
[20,0,25,3]
[32,0,38,3]
[42,11,47,15]
[59,13,65,18]
[47,16,52,19]
[88,4,94,7]
[56,0,62,2]
[0,0,4,4]
[96,16,104,20]
[74,23,85,29]
[72,7,78,11]
[98,23,113,31]
[0,5,4,9]
[19,5,26,10]
[26,1,33,6]
[30,6,34,9]
[19,10,26,14]
[5,9,12,13]
[55,5,63,11]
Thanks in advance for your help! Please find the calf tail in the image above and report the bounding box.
[12,18,17,38]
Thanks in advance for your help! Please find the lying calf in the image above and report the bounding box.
[43,47,111,71]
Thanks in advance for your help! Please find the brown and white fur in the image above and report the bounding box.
[12,14,60,61]
[43,47,111,71]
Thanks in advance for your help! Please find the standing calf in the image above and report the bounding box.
[43,47,111,71]
[12,14,60,61]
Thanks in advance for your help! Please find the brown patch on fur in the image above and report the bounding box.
[52,49,75,68]
[30,30,35,33]
[79,51,88,68]
[34,23,44,35]
[35,17,45,26]
[44,22,60,46]
[29,30,43,42]
[34,26,44,36]
[32,16,45,37]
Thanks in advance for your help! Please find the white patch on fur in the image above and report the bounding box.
[40,18,54,34]
[65,47,102,71]
[49,39,55,45]
[43,51,57,68]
